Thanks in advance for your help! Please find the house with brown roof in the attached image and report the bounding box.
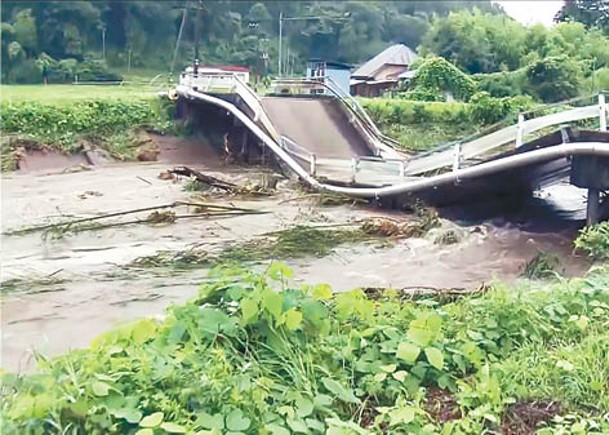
[350,44,418,97]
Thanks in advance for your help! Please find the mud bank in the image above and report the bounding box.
[1,147,592,373]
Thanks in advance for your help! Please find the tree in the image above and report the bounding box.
[555,0,609,31]
[524,56,581,102]
[419,9,526,74]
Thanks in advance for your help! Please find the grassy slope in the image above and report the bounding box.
[358,97,478,153]
[0,84,175,170]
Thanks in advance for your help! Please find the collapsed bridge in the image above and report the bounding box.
[167,71,609,224]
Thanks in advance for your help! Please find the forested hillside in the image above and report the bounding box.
[1,0,500,83]
[3,1,609,105]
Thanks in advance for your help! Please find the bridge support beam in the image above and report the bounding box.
[571,154,609,225]
[587,188,601,226]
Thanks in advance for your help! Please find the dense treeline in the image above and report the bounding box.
[1,0,499,83]
[415,7,609,102]
[3,1,609,104]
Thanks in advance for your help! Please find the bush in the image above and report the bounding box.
[2,266,609,433]
[468,92,534,125]
[74,59,122,82]
[401,88,445,102]
[359,98,470,126]
[524,56,581,103]
[410,56,476,102]
[574,222,609,260]
[0,98,173,151]
[473,69,526,98]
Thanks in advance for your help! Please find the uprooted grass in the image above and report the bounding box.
[129,225,370,270]
[521,251,562,280]
[0,276,68,296]
[3,265,609,434]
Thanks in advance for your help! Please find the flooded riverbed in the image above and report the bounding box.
[1,147,592,373]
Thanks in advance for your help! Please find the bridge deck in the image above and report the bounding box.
[261,97,373,160]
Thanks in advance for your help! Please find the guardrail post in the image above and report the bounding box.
[452,142,462,172]
[399,161,406,177]
[351,157,359,183]
[309,154,317,176]
[599,94,607,131]
[516,113,525,147]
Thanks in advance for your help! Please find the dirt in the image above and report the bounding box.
[0,136,593,373]
[425,387,462,423]
[501,400,562,434]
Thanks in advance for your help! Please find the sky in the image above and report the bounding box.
[493,1,565,27]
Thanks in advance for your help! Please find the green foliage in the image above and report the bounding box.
[409,56,476,102]
[0,1,500,82]
[575,221,609,260]
[468,92,535,125]
[359,94,533,151]
[555,0,609,32]
[420,9,527,74]
[3,265,609,433]
[473,69,526,98]
[0,97,174,158]
[524,55,582,103]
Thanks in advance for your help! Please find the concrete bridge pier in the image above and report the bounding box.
[571,155,609,225]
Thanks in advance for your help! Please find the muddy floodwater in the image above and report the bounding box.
[1,140,592,373]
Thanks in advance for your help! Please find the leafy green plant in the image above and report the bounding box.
[0,97,174,163]
[522,251,562,280]
[3,265,609,433]
[410,56,476,102]
[575,222,609,260]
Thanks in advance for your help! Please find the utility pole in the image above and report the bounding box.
[278,11,283,77]
[100,23,107,60]
[171,7,188,75]
[194,1,202,62]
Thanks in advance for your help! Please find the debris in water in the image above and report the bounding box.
[77,190,103,200]
[363,283,490,302]
[522,251,562,279]
[170,166,274,196]
[5,201,267,237]
[147,210,177,224]
[158,170,175,180]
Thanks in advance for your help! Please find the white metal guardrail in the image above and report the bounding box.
[179,71,280,142]
[175,76,609,190]
[175,85,609,198]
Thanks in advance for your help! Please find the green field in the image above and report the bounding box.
[0,83,167,104]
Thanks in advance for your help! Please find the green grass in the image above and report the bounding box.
[2,265,608,434]
[0,84,163,105]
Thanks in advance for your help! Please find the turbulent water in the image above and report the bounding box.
[0,140,593,373]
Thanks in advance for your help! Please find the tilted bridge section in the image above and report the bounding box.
[171,71,609,223]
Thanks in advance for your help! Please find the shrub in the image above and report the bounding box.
[410,56,476,102]
[2,266,609,433]
[474,69,526,98]
[468,92,535,125]
[574,221,609,260]
[0,98,173,152]
[524,56,581,103]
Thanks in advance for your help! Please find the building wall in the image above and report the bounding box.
[373,64,409,81]
[327,68,351,95]
[351,82,395,98]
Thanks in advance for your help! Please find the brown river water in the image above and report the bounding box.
[0,137,592,373]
